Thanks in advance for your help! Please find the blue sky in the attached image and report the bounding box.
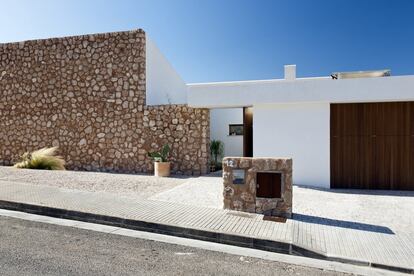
[1,0,413,82]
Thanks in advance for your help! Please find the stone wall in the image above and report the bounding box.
[0,30,209,175]
[223,157,292,218]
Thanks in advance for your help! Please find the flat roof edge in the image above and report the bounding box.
[188,74,414,87]
[187,77,330,86]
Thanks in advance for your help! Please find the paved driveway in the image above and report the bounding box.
[293,185,414,234]
[151,174,414,234]
[149,174,223,208]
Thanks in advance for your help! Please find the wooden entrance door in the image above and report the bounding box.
[331,102,414,190]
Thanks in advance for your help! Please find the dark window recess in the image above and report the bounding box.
[243,107,253,157]
[229,124,243,136]
[256,172,282,198]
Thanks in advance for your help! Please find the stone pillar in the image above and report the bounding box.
[223,157,292,218]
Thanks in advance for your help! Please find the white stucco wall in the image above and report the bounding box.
[187,75,414,108]
[210,108,243,160]
[253,103,330,188]
[146,37,187,105]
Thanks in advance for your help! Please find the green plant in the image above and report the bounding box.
[14,147,65,170]
[148,144,170,162]
[210,140,224,167]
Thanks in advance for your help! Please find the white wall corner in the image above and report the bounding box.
[253,102,330,188]
[145,36,188,105]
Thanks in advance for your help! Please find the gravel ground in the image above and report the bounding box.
[0,166,188,199]
[149,174,224,208]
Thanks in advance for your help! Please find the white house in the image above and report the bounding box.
[145,37,414,190]
[186,65,414,190]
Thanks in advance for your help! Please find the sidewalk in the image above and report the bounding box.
[0,180,413,274]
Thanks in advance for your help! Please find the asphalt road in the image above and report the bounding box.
[0,216,348,276]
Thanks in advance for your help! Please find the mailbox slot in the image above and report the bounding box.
[256,172,282,198]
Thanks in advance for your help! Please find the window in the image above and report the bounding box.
[229,124,243,136]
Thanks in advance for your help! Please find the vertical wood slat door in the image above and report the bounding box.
[331,102,414,190]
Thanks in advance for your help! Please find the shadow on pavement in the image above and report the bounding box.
[293,213,395,234]
[295,184,414,197]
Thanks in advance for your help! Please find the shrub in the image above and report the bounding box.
[210,140,224,168]
[14,147,66,170]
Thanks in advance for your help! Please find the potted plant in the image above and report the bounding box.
[148,144,171,177]
[210,140,224,171]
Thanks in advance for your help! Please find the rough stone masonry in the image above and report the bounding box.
[0,29,209,175]
[223,157,292,218]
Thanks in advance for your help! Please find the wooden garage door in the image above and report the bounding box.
[331,102,414,190]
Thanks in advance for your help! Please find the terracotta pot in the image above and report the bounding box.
[154,161,170,177]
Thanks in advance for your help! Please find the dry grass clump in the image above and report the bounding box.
[14,147,65,170]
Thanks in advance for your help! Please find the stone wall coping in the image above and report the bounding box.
[0,29,145,48]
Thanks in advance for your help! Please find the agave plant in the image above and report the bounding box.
[148,144,170,162]
[14,147,66,170]
[210,140,224,167]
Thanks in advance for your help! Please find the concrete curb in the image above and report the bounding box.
[0,199,412,275]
